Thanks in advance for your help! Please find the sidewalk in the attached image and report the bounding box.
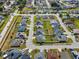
[0,9,18,44]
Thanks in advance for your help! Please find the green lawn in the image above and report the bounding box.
[30,49,40,59]
[0,15,10,33]
[0,16,19,51]
[17,6,33,14]
[41,17,54,42]
[12,16,26,49]
[34,16,73,45]
[74,19,79,28]
[9,16,25,49]
[65,18,79,31]
[23,7,33,11]
[1,16,24,51]
[9,16,30,49]
[0,2,3,9]
[0,57,2,59]
[43,21,54,41]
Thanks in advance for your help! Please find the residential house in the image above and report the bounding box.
[36,15,41,19]
[20,54,31,59]
[60,51,71,59]
[42,16,48,19]
[3,0,15,13]
[18,25,26,32]
[0,15,4,22]
[47,50,59,59]
[16,32,27,39]
[50,20,59,27]
[36,21,43,28]
[49,15,54,19]
[54,24,67,42]
[34,52,46,59]
[73,29,79,35]
[3,48,22,59]
[64,21,75,29]
[3,48,31,59]
[36,34,46,42]
[18,17,27,32]
[36,29,44,35]
[10,39,22,47]
[70,49,79,59]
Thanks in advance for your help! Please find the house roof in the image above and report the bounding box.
[4,49,21,59]
[36,35,45,42]
[36,16,41,19]
[42,16,48,19]
[21,19,27,26]
[54,28,59,34]
[50,20,59,27]
[0,15,4,20]
[47,50,57,59]
[3,48,31,59]
[36,29,44,35]
[36,21,43,26]
[58,35,67,41]
[34,52,45,59]
[65,21,74,24]
[18,25,26,32]
[20,54,31,59]
[36,25,43,28]
[49,16,54,19]
[70,50,79,59]
[22,16,26,19]
[16,32,26,39]
[50,20,58,24]
[54,28,67,41]
[11,39,21,47]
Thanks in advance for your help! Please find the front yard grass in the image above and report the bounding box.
[30,49,40,59]
[0,15,10,33]
[74,19,79,28]
[33,15,73,45]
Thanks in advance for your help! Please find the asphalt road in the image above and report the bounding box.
[0,0,79,51]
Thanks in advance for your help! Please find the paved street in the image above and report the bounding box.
[1,0,79,59]
[0,9,18,44]
[45,0,51,8]
[1,12,79,51]
[25,14,79,51]
[56,13,77,43]
[5,13,78,51]
[32,0,34,7]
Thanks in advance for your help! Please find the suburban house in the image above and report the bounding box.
[36,21,43,28]
[36,34,46,42]
[70,49,79,59]
[60,51,71,59]
[3,48,31,59]
[34,52,46,59]
[73,29,79,35]
[0,15,4,22]
[47,50,59,59]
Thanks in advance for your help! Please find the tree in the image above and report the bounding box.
[18,0,26,11]
[0,7,3,11]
